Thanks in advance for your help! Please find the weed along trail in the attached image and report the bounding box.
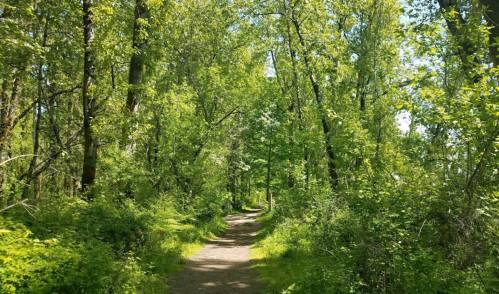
[170,209,264,294]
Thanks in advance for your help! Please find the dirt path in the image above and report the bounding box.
[170,209,263,294]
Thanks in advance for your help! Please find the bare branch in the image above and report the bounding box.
[47,85,82,100]
[0,154,39,166]
[0,199,28,213]
[253,11,283,16]
[193,106,239,162]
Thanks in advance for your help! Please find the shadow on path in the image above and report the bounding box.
[170,209,263,294]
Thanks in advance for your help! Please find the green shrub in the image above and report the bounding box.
[0,220,114,294]
[1,191,227,294]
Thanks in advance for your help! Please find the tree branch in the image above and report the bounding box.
[0,154,39,166]
[193,106,239,161]
[0,199,27,213]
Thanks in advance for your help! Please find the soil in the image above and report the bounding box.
[170,209,264,294]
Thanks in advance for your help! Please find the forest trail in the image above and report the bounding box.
[170,209,264,294]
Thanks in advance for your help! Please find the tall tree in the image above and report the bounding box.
[286,2,339,190]
[123,0,149,148]
[479,0,499,67]
[81,0,98,193]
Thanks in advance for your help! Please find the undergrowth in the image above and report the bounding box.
[251,194,495,294]
[0,194,226,294]
[251,209,335,294]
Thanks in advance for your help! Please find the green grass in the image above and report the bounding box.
[250,210,321,294]
[224,202,265,216]
[0,196,228,294]
[179,216,227,259]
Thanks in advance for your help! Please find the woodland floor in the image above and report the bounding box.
[170,209,264,294]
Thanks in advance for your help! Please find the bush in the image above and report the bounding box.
[0,220,114,294]
[0,191,227,294]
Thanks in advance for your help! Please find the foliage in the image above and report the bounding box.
[0,195,226,293]
[1,0,499,293]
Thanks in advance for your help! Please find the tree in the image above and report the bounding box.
[81,0,98,194]
[123,0,149,150]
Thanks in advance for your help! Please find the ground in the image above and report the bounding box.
[170,209,263,294]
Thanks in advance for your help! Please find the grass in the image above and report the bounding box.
[175,214,227,266]
[250,210,321,294]
[179,218,226,259]
[224,202,265,216]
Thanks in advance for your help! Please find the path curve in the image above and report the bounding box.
[170,209,263,294]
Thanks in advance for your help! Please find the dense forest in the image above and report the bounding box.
[1,0,499,293]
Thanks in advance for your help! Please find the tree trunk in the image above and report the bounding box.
[0,76,23,155]
[285,17,309,190]
[81,0,98,195]
[228,162,236,206]
[123,0,149,149]
[28,69,42,200]
[437,0,480,80]
[248,172,251,199]
[127,0,148,113]
[480,0,499,67]
[357,71,368,112]
[27,17,49,200]
[291,17,339,190]
[266,132,272,210]
[227,113,241,208]
[270,48,296,188]
[0,73,26,197]
[0,81,10,198]
[65,97,76,197]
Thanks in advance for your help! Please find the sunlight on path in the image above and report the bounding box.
[170,209,263,294]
